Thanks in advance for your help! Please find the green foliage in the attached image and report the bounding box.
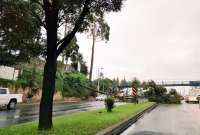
[1,0,125,129]
[93,78,113,93]
[143,81,167,98]
[0,78,20,91]
[131,77,140,91]
[80,61,88,76]
[71,53,88,76]
[63,37,79,62]
[55,0,124,34]
[0,0,44,65]
[112,78,119,92]
[18,68,43,89]
[104,96,114,112]
[55,71,64,92]
[17,67,89,94]
[167,89,182,104]
[0,66,92,96]
[0,78,15,87]
[0,67,91,96]
[143,81,181,104]
[0,67,43,92]
[63,38,89,76]
[62,72,94,97]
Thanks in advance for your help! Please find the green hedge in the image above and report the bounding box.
[0,69,96,97]
[0,78,21,92]
[62,72,95,97]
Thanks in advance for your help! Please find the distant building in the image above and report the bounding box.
[0,66,19,80]
[120,88,133,96]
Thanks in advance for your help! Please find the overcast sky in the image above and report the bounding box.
[77,0,200,81]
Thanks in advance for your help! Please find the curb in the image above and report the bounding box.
[96,103,158,135]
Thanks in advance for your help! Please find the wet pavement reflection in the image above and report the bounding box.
[121,103,200,135]
[0,101,105,127]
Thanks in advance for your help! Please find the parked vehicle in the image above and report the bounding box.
[0,88,22,109]
[96,95,107,101]
[197,95,200,101]
[185,95,198,103]
[185,89,200,103]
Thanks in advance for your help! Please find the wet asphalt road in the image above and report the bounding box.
[121,103,200,135]
[0,101,106,127]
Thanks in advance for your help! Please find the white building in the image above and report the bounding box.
[0,66,19,80]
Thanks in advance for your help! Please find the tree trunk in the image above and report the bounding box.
[38,5,58,130]
[89,38,95,81]
[89,26,96,81]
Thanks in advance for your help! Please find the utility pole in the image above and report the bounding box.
[102,74,104,93]
[97,69,99,96]
[100,71,104,93]
[97,68,103,96]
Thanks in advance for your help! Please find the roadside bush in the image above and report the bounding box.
[0,78,21,92]
[18,68,43,89]
[0,67,97,97]
[62,72,95,97]
[0,78,17,87]
[147,91,181,104]
[167,89,181,104]
[104,96,114,112]
[168,95,181,104]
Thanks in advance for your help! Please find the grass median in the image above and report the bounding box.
[0,101,155,135]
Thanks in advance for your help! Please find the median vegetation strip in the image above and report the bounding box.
[0,102,154,135]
